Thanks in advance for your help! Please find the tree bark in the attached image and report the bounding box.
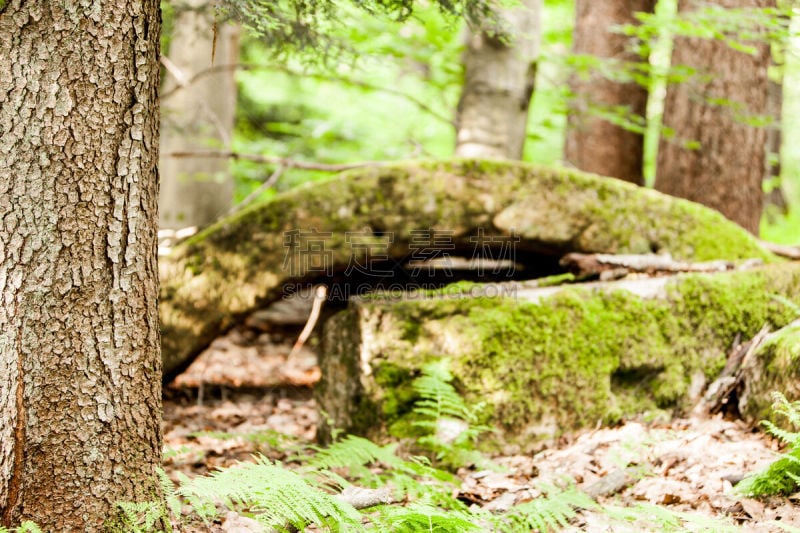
[655,0,773,234]
[564,0,656,185]
[159,0,239,229]
[454,0,542,159]
[763,78,787,219]
[0,1,162,530]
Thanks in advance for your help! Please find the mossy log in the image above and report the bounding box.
[160,159,771,381]
[317,263,800,447]
[739,320,800,422]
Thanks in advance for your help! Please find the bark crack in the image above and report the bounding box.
[2,302,25,527]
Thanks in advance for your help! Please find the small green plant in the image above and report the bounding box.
[738,392,800,497]
[166,358,595,531]
[409,359,494,468]
[178,455,364,531]
[603,502,739,532]
[0,522,43,533]
[112,468,178,533]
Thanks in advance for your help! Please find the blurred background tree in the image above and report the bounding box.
[158,0,800,244]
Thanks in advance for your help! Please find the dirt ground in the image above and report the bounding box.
[162,324,800,532]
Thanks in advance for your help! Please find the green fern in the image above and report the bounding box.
[410,360,494,468]
[492,486,597,533]
[411,360,485,428]
[603,503,739,532]
[370,500,482,532]
[114,501,168,533]
[156,467,182,522]
[738,392,800,496]
[0,522,43,533]
[178,454,364,531]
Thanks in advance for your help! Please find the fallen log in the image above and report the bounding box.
[159,160,773,382]
[316,263,800,447]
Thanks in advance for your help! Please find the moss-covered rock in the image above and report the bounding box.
[160,159,772,380]
[317,263,800,447]
[739,319,800,423]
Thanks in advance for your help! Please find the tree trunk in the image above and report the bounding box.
[655,0,773,234]
[159,0,239,229]
[0,1,162,530]
[564,0,656,185]
[454,0,542,159]
[763,78,788,219]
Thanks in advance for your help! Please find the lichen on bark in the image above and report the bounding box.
[0,1,163,529]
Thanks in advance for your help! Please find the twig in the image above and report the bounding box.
[160,56,232,144]
[560,252,735,279]
[759,240,800,260]
[227,164,285,216]
[159,62,456,127]
[289,285,327,359]
[167,150,379,172]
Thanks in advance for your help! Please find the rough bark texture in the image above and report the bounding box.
[655,0,773,234]
[454,0,542,159]
[317,263,800,447]
[158,160,772,381]
[0,1,162,530]
[159,0,238,229]
[564,0,656,185]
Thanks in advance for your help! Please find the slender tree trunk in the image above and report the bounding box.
[763,78,788,219]
[564,0,656,185]
[454,0,542,159]
[159,0,239,229]
[0,1,163,530]
[656,0,773,234]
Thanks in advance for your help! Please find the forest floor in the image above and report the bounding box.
[162,324,800,532]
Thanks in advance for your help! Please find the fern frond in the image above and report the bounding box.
[604,503,738,532]
[304,435,402,471]
[412,361,477,423]
[0,523,43,533]
[371,500,482,532]
[114,501,166,533]
[178,455,364,531]
[155,467,182,521]
[739,392,800,496]
[494,486,596,533]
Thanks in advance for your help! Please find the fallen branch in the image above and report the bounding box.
[227,164,286,216]
[560,252,737,280]
[167,150,379,173]
[289,285,328,359]
[759,240,800,260]
[159,62,455,127]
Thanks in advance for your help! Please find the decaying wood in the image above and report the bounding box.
[759,240,800,260]
[159,161,771,382]
[560,252,739,279]
[694,325,771,417]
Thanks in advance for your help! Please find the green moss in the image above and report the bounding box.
[342,263,800,444]
[165,158,776,378]
[741,321,800,421]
